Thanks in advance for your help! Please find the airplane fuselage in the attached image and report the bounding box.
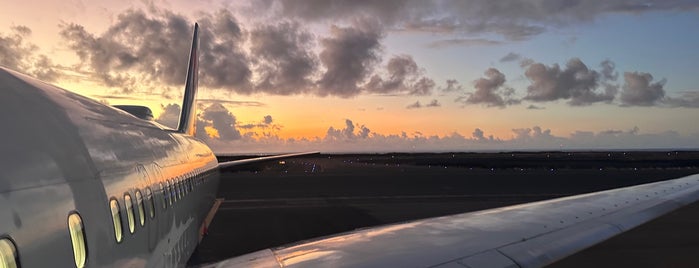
[0,67,219,267]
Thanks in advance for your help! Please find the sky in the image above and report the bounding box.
[2,0,699,153]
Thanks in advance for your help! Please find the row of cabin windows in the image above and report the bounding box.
[0,168,213,268]
[110,168,212,244]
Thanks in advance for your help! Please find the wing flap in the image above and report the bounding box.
[206,174,699,268]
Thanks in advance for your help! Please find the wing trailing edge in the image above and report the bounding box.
[177,23,199,136]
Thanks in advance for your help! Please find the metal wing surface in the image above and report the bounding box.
[206,173,699,268]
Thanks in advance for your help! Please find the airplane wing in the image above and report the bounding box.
[217,152,320,170]
[206,173,699,267]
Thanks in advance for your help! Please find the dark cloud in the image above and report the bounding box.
[526,104,546,110]
[237,115,277,130]
[457,68,520,107]
[0,26,34,70]
[60,9,251,93]
[365,55,434,95]
[155,103,181,129]
[260,1,699,40]
[426,99,440,107]
[250,21,317,94]
[406,99,440,109]
[317,22,383,97]
[499,52,522,63]
[664,92,699,108]
[619,71,665,106]
[426,38,502,48]
[406,101,422,109]
[523,58,616,106]
[0,26,59,81]
[326,119,371,140]
[200,103,242,140]
[441,79,463,92]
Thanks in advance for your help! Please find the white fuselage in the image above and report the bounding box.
[0,67,219,267]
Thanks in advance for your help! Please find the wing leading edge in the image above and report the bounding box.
[207,173,699,268]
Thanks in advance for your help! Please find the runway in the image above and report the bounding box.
[189,152,699,267]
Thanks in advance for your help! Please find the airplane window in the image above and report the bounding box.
[109,199,123,243]
[0,237,19,268]
[175,177,181,199]
[177,177,187,198]
[182,176,188,195]
[167,180,174,204]
[160,182,168,208]
[135,190,145,226]
[177,177,183,199]
[67,212,87,268]
[145,187,155,218]
[124,194,135,234]
[170,179,177,202]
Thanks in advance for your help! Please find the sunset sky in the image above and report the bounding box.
[2,0,699,153]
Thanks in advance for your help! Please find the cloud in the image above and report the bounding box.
[664,92,699,108]
[326,119,371,140]
[0,26,59,81]
[457,68,520,107]
[237,115,279,131]
[365,55,435,95]
[259,1,699,40]
[205,119,699,153]
[60,9,251,93]
[523,58,617,106]
[619,71,665,106]
[250,21,317,95]
[155,103,181,129]
[316,21,383,97]
[526,104,545,110]
[406,99,440,109]
[440,79,463,92]
[406,101,422,109]
[199,103,243,140]
[499,52,522,63]
[426,38,502,48]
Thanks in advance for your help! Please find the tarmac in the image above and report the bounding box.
[189,152,699,267]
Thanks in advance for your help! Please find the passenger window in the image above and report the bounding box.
[135,190,145,226]
[124,194,135,234]
[160,182,167,208]
[109,199,123,243]
[67,212,87,268]
[170,179,177,202]
[0,237,19,268]
[178,177,184,197]
[146,187,155,218]
[167,180,174,204]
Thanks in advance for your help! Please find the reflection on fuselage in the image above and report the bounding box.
[0,67,220,267]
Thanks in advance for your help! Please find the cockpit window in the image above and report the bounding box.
[109,198,123,243]
[68,212,87,268]
[0,237,19,268]
[124,194,135,234]
[135,190,145,226]
[146,187,155,218]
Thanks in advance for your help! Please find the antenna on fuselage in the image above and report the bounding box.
[177,23,199,136]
